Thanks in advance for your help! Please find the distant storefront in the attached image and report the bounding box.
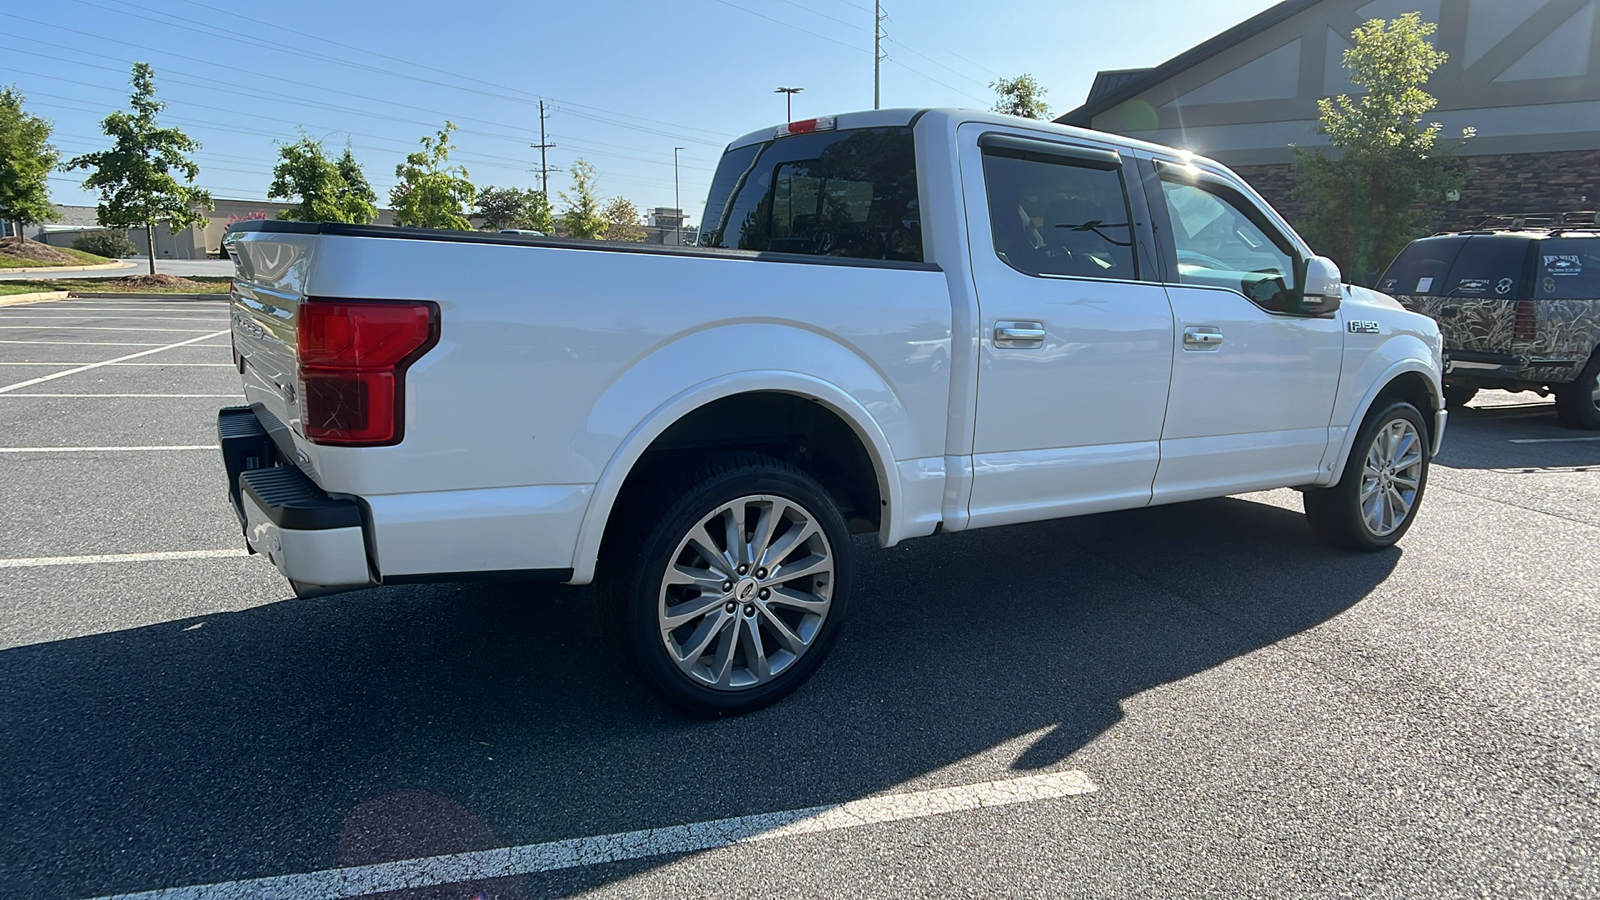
[1059,0,1600,230]
[29,199,398,258]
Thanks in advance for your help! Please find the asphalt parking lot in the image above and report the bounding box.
[1,296,1596,899]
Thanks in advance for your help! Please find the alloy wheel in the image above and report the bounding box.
[657,494,834,691]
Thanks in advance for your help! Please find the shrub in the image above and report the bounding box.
[71,231,138,259]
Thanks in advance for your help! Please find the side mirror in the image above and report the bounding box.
[1296,255,1342,316]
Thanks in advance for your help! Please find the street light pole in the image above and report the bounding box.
[775,86,803,122]
[673,146,684,246]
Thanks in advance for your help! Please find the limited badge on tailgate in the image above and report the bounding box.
[1348,320,1381,334]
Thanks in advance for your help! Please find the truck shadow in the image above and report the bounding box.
[2,496,1397,899]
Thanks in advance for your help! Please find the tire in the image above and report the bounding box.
[1554,349,1600,430]
[1442,383,1478,409]
[1303,400,1431,551]
[602,452,854,716]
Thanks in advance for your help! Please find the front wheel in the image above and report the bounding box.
[1304,401,1431,551]
[603,453,853,716]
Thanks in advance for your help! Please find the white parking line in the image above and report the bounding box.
[0,340,192,346]
[0,326,224,332]
[0,329,229,394]
[0,390,243,393]
[0,358,233,361]
[85,769,1098,900]
[0,445,214,453]
[0,549,247,568]
[1508,436,1600,444]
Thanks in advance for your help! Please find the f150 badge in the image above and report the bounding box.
[1348,320,1381,334]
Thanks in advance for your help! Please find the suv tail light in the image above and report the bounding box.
[297,299,439,446]
[1514,300,1537,341]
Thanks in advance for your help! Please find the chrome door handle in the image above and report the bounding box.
[1183,328,1224,350]
[994,321,1045,349]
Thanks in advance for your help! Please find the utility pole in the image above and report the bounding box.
[775,86,803,122]
[530,99,558,201]
[673,146,684,246]
[874,0,885,110]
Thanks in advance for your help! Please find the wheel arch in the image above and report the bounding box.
[1325,357,1444,486]
[570,373,902,584]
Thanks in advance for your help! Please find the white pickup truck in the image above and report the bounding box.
[221,108,1445,714]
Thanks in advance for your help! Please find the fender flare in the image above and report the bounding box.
[1322,357,1444,486]
[567,371,901,584]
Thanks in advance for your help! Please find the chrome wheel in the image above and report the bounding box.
[658,494,834,691]
[1589,371,1600,410]
[1360,418,1425,537]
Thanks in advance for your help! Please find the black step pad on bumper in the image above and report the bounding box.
[239,466,363,531]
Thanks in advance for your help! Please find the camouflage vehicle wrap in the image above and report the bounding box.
[1395,293,1600,385]
[1383,231,1600,390]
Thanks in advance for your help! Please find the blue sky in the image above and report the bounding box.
[6,0,1279,226]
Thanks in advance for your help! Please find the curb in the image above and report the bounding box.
[67,292,223,300]
[0,291,71,306]
[0,260,132,274]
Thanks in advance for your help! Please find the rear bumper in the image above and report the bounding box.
[219,406,373,591]
[218,406,581,589]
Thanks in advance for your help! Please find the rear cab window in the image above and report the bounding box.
[978,136,1138,281]
[698,127,922,262]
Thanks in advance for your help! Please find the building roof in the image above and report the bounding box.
[1056,0,1322,127]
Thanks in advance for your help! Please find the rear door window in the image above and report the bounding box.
[698,127,921,262]
[1536,238,1600,299]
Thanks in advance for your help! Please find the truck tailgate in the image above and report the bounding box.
[227,229,315,464]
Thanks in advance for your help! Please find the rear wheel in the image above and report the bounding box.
[603,453,853,716]
[1554,350,1600,430]
[1304,400,1430,551]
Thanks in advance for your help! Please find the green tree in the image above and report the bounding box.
[336,145,376,208]
[1291,13,1472,284]
[64,63,212,275]
[990,74,1050,120]
[559,158,607,239]
[474,185,552,232]
[600,196,645,242]
[0,86,58,237]
[390,122,475,230]
[267,133,376,224]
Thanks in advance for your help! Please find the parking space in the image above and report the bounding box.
[1,296,1596,899]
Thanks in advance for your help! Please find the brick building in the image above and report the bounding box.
[1058,0,1600,232]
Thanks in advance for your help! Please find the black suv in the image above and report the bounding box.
[1380,213,1600,429]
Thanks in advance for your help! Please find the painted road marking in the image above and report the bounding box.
[0,390,243,393]
[0,340,189,346]
[0,362,234,366]
[1509,436,1600,444]
[86,769,1098,900]
[0,326,224,332]
[0,329,229,394]
[0,445,214,453]
[0,549,248,568]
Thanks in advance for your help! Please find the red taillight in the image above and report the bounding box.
[297,299,439,446]
[1514,300,1537,341]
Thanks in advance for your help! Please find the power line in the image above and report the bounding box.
[99,0,734,143]
[709,0,870,54]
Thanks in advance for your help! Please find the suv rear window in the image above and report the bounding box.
[698,127,922,262]
[1536,237,1600,299]
[1380,235,1532,299]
